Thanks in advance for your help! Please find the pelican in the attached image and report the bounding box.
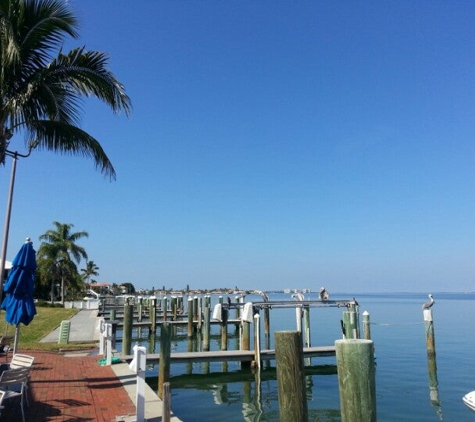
[256,290,269,302]
[291,293,305,301]
[319,287,329,301]
[422,294,435,310]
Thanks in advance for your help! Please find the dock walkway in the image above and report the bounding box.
[121,345,336,364]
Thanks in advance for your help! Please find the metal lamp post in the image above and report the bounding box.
[0,142,37,304]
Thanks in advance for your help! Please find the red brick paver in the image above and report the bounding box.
[0,350,136,421]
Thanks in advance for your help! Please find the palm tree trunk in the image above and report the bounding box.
[50,279,54,304]
[61,275,65,306]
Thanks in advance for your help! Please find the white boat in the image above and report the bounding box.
[463,391,475,412]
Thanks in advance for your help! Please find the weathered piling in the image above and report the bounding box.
[335,339,376,422]
[362,311,371,340]
[424,308,436,359]
[196,296,202,332]
[295,306,302,332]
[275,331,308,422]
[218,296,224,338]
[137,296,143,322]
[203,304,210,351]
[171,296,177,320]
[242,319,251,351]
[221,306,228,351]
[122,302,133,355]
[424,308,439,404]
[150,296,157,335]
[162,297,168,322]
[342,310,359,339]
[254,314,261,368]
[303,305,311,348]
[158,322,171,399]
[162,382,171,422]
[264,305,270,349]
[187,298,193,338]
[193,296,199,322]
[234,296,241,335]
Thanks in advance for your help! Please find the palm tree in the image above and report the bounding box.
[81,260,99,289]
[0,0,132,175]
[38,221,88,304]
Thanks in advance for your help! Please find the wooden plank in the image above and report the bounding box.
[120,346,335,364]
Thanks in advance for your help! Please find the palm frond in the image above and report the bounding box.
[27,120,117,179]
[0,0,131,179]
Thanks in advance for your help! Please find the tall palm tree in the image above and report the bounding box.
[0,0,132,174]
[38,221,88,304]
[81,260,99,288]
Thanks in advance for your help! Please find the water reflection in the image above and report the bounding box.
[161,365,338,421]
[427,343,443,420]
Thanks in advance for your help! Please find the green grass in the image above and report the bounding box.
[3,307,98,352]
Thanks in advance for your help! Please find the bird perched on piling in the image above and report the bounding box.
[319,287,329,301]
[291,293,305,301]
[256,290,269,302]
[422,294,435,310]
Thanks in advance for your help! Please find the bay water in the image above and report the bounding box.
[124,292,475,421]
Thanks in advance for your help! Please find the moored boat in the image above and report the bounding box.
[463,391,475,412]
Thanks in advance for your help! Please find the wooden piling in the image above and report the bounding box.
[254,314,261,368]
[137,296,143,322]
[342,311,358,339]
[203,305,210,351]
[197,296,202,332]
[235,296,241,335]
[362,311,371,340]
[264,305,270,349]
[303,305,311,348]
[335,339,376,422]
[424,308,439,404]
[218,296,224,338]
[122,303,133,355]
[193,296,199,321]
[148,332,156,355]
[150,297,157,335]
[187,298,193,338]
[295,306,302,332]
[158,323,171,399]
[275,331,308,422]
[162,297,168,322]
[221,306,228,351]
[424,309,436,358]
[162,382,171,422]
[171,296,177,320]
[242,320,251,351]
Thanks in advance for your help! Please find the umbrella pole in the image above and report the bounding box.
[13,324,19,354]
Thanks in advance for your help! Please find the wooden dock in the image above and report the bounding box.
[114,319,241,329]
[121,345,336,364]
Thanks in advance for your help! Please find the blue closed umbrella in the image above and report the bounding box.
[1,239,37,353]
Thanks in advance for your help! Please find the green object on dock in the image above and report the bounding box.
[58,320,71,344]
[98,357,121,366]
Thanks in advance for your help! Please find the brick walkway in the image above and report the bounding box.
[0,350,136,422]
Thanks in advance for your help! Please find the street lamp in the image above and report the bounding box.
[0,140,38,304]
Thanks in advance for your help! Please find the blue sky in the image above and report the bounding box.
[1,1,475,293]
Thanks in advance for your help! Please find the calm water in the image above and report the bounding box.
[123,292,475,421]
